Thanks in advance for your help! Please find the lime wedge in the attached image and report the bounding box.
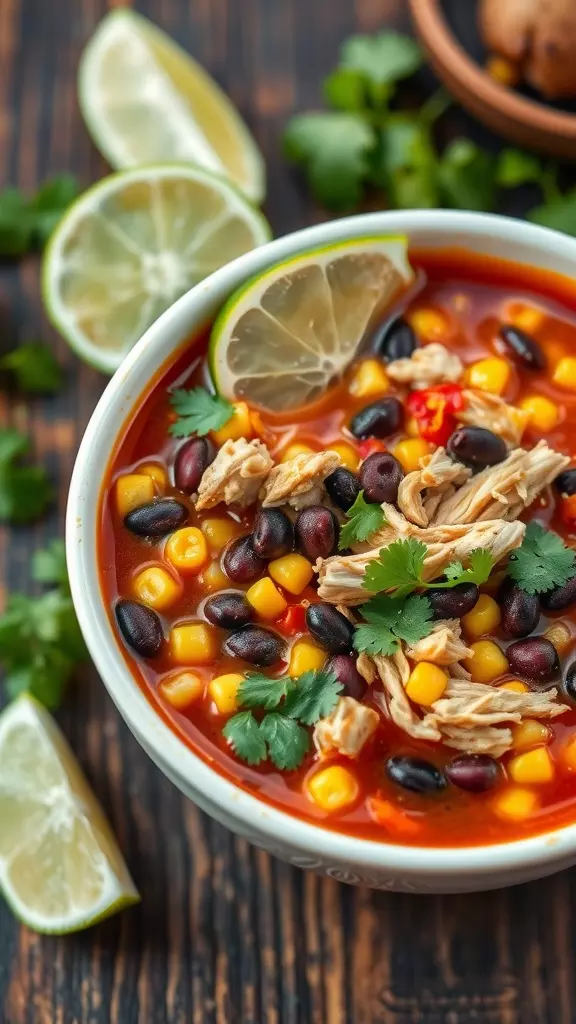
[0,695,139,935]
[78,8,265,204]
[210,236,413,412]
[42,164,271,374]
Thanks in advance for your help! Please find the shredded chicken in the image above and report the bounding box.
[456,389,529,447]
[196,438,273,510]
[405,620,473,666]
[432,441,570,525]
[313,696,379,758]
[438,724,513,759]
[387,343,463,389]
[370,651,442,742]
[260,451,341,510]
[356,652,378,684]
[397,447,471,527]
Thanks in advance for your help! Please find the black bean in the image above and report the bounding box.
[326,654,367,701]
[564,662,576,702]
[507,637,560,683]
[325,468,360,511]
[350,397,403,440]
[372,316,418,362]
[445,754,499,793]
[295,506,338,561]
[386,756,445,794]
[541,575,576,612]
[555,469,576,496]
[204,592,253,629]
[115,599,163,658]
[447,426,507,469]
[499,580,540,638]
[253,508,294,559]
[306,604,355,654]
[223,627,285,666]
[222,535,265,583]
[499,324,546,371]
[427,582,479,620]
[174,437,214,494]
[124,499,188,537]
[359,452,404,504]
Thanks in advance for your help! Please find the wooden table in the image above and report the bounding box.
[1,2,576,1022]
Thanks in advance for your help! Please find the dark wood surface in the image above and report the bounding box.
[2,2,576,1022]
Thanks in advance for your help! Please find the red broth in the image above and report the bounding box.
[99,246,576,847]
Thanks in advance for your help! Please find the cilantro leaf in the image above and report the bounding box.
[0,175,79,256]
[283,669,342,725]
[324,68,367,112]
[507,522,576,595]
[0,427,29,463]
[436,549,494,588]
[372,116,439,208]
[0,343,64,393]
[363,538,427,598]
[29,174,80,245]
[353,593,433,655]
[0,426,52,523]
[283,113,374,211]
[238,674,293,710]
[223,711,267,766]
[395,594,435,645]
[0,189,34,256]
[169,387,233,438]
[339,490,385,549]
[259,714,310,770]
[529,188,576,238]
[32,540,69,587]
[437,138,496,212]
[340,32,423,106]
[496,149,545,188]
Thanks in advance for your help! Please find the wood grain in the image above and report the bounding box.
[1,2,576,1022]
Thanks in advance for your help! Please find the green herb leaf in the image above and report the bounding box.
[0,427,29,463]
[29,174,80,245]
[5,649,75,710]
[223,711,267,766]
[0,175,79,256]
[529,188,576,237]
[283,112,374,211]
[238,674,293,710]
[259,714,310,770]
[0,343,64,393]
[507,522,576,595]
[353,593,433,655]
[339,490,386,549]
[363,538,428,598]
[169,387,234,438]
[340,32,423,106]
[371,116,439,208]
[437,138,496,212]
[0,189,34,256]
[283,669,342,725]
[32,539,68,588]
[437,549,494,588]
[323,68,367,112]
[496,149,544,188]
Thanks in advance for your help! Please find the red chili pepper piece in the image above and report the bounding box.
[358,438,386,460]
[277,604,307,635]
[406,383,463,446]
[561,494,576,528]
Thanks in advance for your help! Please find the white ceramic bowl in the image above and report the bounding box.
[67,210,576,893]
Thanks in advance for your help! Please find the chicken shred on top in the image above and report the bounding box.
[196,438,274,510]
[260,451,342,510]
[397,447,471,527]
[456,389,529,447]
[313,696,379,758]
[386,343,463,389]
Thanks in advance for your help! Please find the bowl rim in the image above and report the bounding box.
[409,0,576,140]
[67,208,576,879]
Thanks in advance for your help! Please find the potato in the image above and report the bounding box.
[479,0,576,99]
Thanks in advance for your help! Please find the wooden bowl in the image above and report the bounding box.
[409,0,576,159]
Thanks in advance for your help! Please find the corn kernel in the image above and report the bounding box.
[467,357,510,395]
[329,442,360,471]
[486,55,519,87]
[169,622,218,665]
[115,473,155,517]
[200,560,229,591]
[211,401,253,445]
[393,438,431,474]
[508,746,555,785]
[462,594,501,640]
[553,357,576,392]
[519,395,560,432]
[165,527,209,574]
[509,305,545,334]
[492,786,539,822]
[512,719,552,751]
[133,566,181,611]
[544,621,573,656]
[269,553,314,595]
[200,517,238,554]
[281,442,316,462]
[348,359,390,399]
[464,640,509,683]
[159,671,204,710]
[499,680,530,694]
[405,416,420,437]
[246,577,288,620]
[405,662,448,706]
[138,462,167,491]
[209,672,245,715]
[288,639,326,677]
[409,308,449,341]
[306,765,359,812]
[561,736,576,771]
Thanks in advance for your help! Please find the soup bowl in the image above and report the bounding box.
[67,209,576,893]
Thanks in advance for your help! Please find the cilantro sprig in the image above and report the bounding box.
[0,427,52,523]
[0,343,63,394]
[354,593,433,656]
[363,538,493,599]
[223,669,342,770]
[0,175,79,256]
[507,522,576,596]
[339,490,386,549]
[169,387,234,438]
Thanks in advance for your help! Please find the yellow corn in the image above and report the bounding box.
[492,786,539,822]
[464,640,509,683]
[405,662,448,706]
[269,553,314,595]
[348,359,390,399]
[281,442,316,462]
[462,594,501,640]
[553,357,576,391]
[405,416,420,438]
[509,305,545,334]
[165,527,209,574]
[133,566,181,611]
[169,623,218,666]
[211,401,253,445]
[329,442,360,472]
[393,438,431,474]
[246,577,288,620]
[159,671,204,710]
[200,517,238,554]
[409,308,450,341]
[139,462,167,491]
[306,765,359,812]
[519,395,560,432]
[115,473,155,517]
[543,621,573,657]
[499,680,530,694]
[288,639,326,677]
[508,746,555,785]
[561,736,576,771]
[200,560,230,591]
[486,55,519,87]
[511,719,552,751]
[209,672,245,715]
[467,357,510,395]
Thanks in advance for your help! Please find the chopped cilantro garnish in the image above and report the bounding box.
[339,490,386,549]
[363,538,493,599]
[353,593,433,656]
[168,386,234,438]
[507,522,576,596]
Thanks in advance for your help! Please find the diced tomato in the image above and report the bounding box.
[358,438,386,460]
[406,383,464,446]
[366,795,422,836]
[277,604,308,635]
[561,494,576,528]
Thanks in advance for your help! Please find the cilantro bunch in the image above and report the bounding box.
[507,522,576,595]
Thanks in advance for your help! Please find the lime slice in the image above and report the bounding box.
[210,236,414,412]
[79,8,265,204]
[0,695,139,935]
[42,164,271,374]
